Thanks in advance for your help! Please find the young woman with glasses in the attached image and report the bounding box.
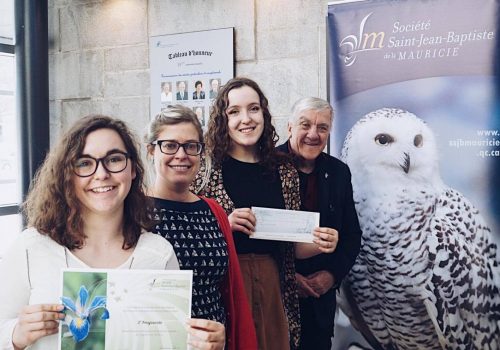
[193,77,337,350]
[0,115,179,350]
[145,105,257,350]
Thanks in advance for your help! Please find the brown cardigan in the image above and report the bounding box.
[193,159,302,349]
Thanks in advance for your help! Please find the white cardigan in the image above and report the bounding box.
[0,228,179,350]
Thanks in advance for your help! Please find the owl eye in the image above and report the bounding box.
[414,134,423,148]
[374,133,394,146]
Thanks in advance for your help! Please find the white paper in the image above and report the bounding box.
[59,268,192,350]
[251,207,319,243]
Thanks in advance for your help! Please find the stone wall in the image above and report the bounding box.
[48,0,329,145]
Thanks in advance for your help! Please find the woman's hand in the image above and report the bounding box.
[312,227,338,254]
[228,208,256,236]
[187,318,225,350]
[12,304,64,349]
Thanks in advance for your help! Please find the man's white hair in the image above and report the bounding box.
[289,97,333,124]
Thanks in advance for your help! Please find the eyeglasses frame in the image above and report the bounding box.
[73,151,131,178]
[151,140,205,156]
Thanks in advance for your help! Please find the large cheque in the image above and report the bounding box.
[58,269,192,350]
[251,207,320,243]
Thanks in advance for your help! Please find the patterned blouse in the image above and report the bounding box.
[193,158,302,349]
[150,197,229,326]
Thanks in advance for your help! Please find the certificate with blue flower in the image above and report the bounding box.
[58,268,193,350]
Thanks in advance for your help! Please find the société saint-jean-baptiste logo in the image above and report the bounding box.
[339,13,384,67]
[339,12,495,66]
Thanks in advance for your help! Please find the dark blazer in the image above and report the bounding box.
[176,91,188,100]
[193,91,205,99]
[277,141,362,330]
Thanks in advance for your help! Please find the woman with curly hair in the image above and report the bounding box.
[0,115,179,350]
[193,77,336,350]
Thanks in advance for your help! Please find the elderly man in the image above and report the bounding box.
[276,97,362,350]
[209,78,219,99]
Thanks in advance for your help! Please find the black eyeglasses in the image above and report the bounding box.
[73,151,130,177]
[151,140,204,156]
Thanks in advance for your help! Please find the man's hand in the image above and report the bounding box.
[312,227,339,254]
[306,270,335,296]
[295,273,320,298]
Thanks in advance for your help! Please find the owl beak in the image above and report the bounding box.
[400,152,410,174]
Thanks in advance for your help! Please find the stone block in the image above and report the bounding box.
[105,45,148,72]
[257,0,326,31]
[49,0,67,8]
[49,51,104,100]
[60,98,103,132]
[257,25,320,60]
[50,0,102,8]
[237,55,320,116]
[48,7,60,53]
[104,70,150,98]
[49,99,62,146]
[101,97,150,138]
[149,0,255,61]
[60,1,147,52]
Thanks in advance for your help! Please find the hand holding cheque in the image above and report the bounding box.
[228,207,338,253]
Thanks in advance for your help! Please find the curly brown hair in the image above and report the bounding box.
[23,115,151,250]
[205,76,286,171]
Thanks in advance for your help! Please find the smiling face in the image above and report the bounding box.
[226,85,264,159]
[72,128,136,219]
[150,122,202,194]
[288,108,332,169]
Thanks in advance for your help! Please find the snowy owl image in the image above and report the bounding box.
[339,108,500,350]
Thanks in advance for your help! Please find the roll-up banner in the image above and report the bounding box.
[327,0,499,349]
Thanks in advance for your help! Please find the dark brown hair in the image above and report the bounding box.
[23,115,151,250]
[205,76,285,171]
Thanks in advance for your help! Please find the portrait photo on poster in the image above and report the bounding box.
[209,78,221,99]
[193,80,206,100]
[193,106,205,127]
[160,81,173,103]
[176,80,189,101]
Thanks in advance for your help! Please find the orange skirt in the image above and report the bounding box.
[238,254,290,350]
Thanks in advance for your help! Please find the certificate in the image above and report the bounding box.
[58,269,192,350]
[251,207,320,243]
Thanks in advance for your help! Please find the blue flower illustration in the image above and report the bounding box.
[61,285,109,342]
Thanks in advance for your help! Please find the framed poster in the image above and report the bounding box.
[150,28,234,130]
